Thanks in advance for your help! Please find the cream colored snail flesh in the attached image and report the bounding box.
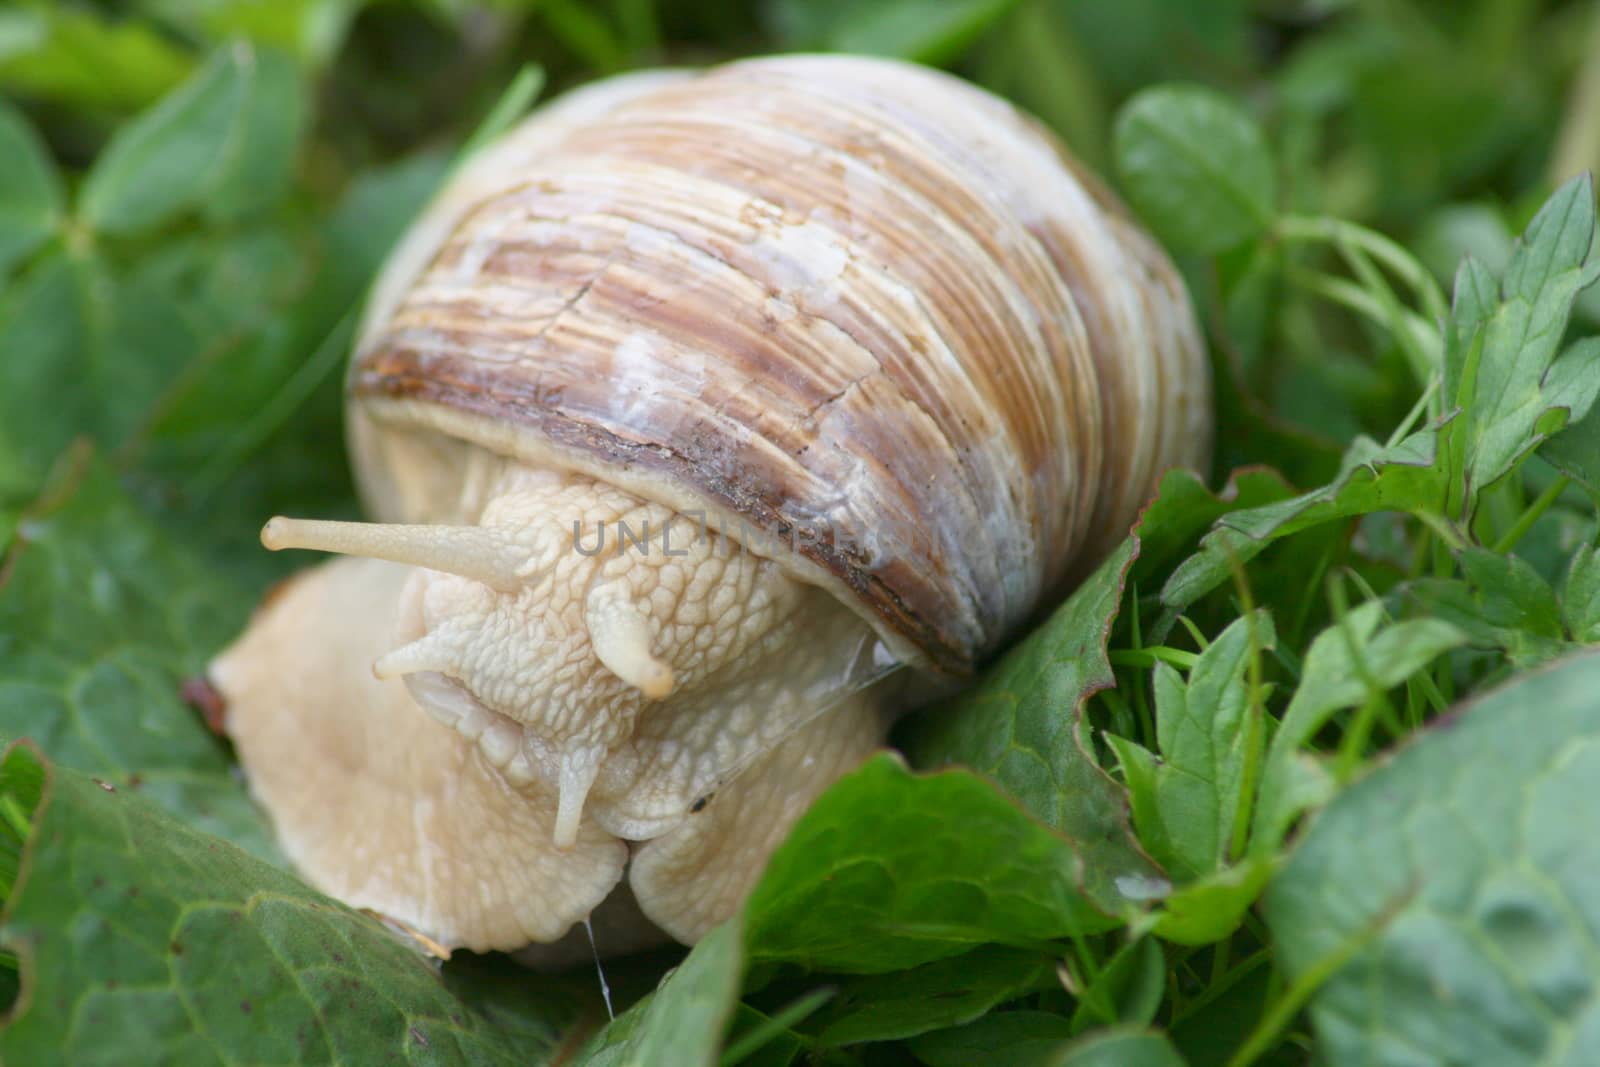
[207,54,1211,957]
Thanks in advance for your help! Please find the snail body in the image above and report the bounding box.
[209,55,1209,955]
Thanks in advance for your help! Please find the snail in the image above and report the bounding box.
[207,54,1210,958]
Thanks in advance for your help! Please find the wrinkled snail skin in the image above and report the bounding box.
[206,54,1211,956]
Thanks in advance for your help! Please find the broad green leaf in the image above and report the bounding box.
[1161,432,1445,618]
[0,102,61,280]
[1145,857,1275,947]
[574,920,744,1067]
[1052,1027,1188,1067]
[1542,403,1600,495]
[1252,603,1466,851]
[0,253,98,483]
[0,7,191,111]
[81,43,306,234]
[0,460,272,856]
[0,743,581,1064]
[1113,84,1276,255]
[0,246,222,488]
[1562,544,1600,643]
[909,1011,1076,1067]
[1111,611,1276,880]
[743,756,1138,973]
[1265,650,1600,1065]
[1407,554,1572,669]
[766,0,1021,63]
[810,945,1054,1046]
[907,541,1162,909]
[1458,547,1565,641]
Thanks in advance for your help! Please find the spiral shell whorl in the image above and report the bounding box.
[351,55,1209,674]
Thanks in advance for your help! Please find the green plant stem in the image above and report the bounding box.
[1170,949,1271,1028]
[1225,890,1403,1067]
[1386,376,1441,448]
[1177,614,1211,652]
[1335,237,1441,391]
[1285,268,1438,383]
[1493,475,1570,553]
[1109,648,1201,670]
[1277,214,1451,326]
[1227,572,1267,864]
[719,987,834,1066]
[1411,509,1469,553]
[458,65,545,162]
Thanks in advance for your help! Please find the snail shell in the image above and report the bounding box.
[353,55,1207,674]
[208,54,1209,956]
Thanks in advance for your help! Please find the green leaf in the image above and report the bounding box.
[1252,603,1466,851]
[0,744,581,1063]
[766,0,1021,64]
[1146,858,1275,947]
[743,756,1137,973]
[810,945,1054,1047]
[1161,432,1446,619]
[81,43,306,235]
[909,1011,1076,1067]
[1406,553,1572,669]
[1265,650,1600,1065]
[907,541,1163,911]
[1129,468,1299,586]
[1113,611,1276,880]
[1450,177,1600,497]
[1542,402,1600,494]
[0,743,43,902]
[1113,83,1276,255]
[920,1020,1189,1067]
[0,7,192,112]
[1561,543,1600,643]
[910,469,1290,916]
[1458,547,1565,640]
[0,253,97,484]
[0,460,273,857]
[0,102,61,280]
[1052,1027,1188,1067]
[574,921,744,1067]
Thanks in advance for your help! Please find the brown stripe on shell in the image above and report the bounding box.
[350,56,1210,673]
[353,347,961,671]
